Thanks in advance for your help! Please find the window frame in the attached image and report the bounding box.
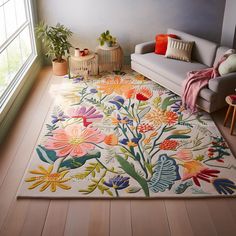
[0,0,37,110]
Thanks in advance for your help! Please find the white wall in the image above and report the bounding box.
[221,0,236,47]
[37,0,226,63]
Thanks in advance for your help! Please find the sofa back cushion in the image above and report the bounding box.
[167,28,218,67]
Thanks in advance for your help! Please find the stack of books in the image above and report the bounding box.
[229,95,236,104]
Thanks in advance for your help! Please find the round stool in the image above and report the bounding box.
[96,44,123,72]
[223,96,236,135]
[68,52,98,79]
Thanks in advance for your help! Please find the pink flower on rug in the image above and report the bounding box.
[45,124,105,157]
[175,149,193,161]
[68,106,103,127]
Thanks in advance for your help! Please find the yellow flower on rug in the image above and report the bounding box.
[25,165,71,192]
[145,108,178,126]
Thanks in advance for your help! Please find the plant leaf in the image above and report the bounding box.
[148,154,180,193]
[138,106,151,119]
[126,186,141,194]
[60,152,101,170]
[116,155,149,197]
[161,96,176,110]
[36,145,57,164]
[166,134,191,140]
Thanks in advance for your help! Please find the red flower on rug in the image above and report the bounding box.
[136,87,153,101]
[159,140,179,150]
[165,111,178,125]
[137,123,155,133]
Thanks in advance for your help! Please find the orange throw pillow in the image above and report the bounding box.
[155,34,179,55]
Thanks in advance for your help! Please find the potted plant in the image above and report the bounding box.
[35,22,73,76]
[98,30,117,48]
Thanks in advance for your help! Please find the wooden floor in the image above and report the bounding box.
[0,67,236,236]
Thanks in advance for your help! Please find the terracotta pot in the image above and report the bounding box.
[52,59,68,76]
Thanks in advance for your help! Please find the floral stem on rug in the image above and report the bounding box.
[53,157,67,173]
[95,158,119,174]
[149,125,167,154]
[100,95,108,103]
[115,189,119,197]
[116,155,150,197]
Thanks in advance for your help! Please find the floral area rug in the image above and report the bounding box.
[18,71,236,198]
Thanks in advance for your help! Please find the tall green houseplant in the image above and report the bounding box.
[35,22,73,75]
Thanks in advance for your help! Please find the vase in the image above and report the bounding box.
[74,48,80,57]
[104,41,113,48]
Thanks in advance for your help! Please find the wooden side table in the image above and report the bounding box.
[68,53,98,79]
[223,96,236,135]
[96,44,123,72]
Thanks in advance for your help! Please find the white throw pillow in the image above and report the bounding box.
[165,37,194,62]
[219,54,236,76]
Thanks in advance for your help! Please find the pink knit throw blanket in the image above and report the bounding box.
[182,58,225,111]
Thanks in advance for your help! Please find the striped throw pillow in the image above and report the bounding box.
[165,37,194,62]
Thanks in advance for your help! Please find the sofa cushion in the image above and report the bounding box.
[167,28,218,67]
[165,37,194,62]
[155,34,178,55]
[131,52,208,86]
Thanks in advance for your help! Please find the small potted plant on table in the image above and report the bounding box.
[98,30,117,48]
[36,22,73,76]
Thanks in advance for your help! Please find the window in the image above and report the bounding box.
[0,0,36,108]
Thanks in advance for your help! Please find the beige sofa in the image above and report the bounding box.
[131,28,236,113]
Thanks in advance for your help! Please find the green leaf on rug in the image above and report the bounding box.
[166,134,191,140]
[175,180,193,194]
[144,161,154,175]
[36,145,57,164]
[161,96,176,110]
[138,106,151,119]
[74,161,104,179]
[116,155,150,197]
[148,154,180,193]
[126,186,141,193]
[60,152,101,170]
[153,97,162,107]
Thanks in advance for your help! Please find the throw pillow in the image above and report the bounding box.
[219,54,236,76]
[224,49,236,56]
[155,34,179,55]
[165,37,194,62]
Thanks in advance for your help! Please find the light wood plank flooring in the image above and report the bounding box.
[0,67,236,236]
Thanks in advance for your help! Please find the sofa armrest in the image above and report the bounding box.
[208,73,236,93]
[135,41,155,54]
